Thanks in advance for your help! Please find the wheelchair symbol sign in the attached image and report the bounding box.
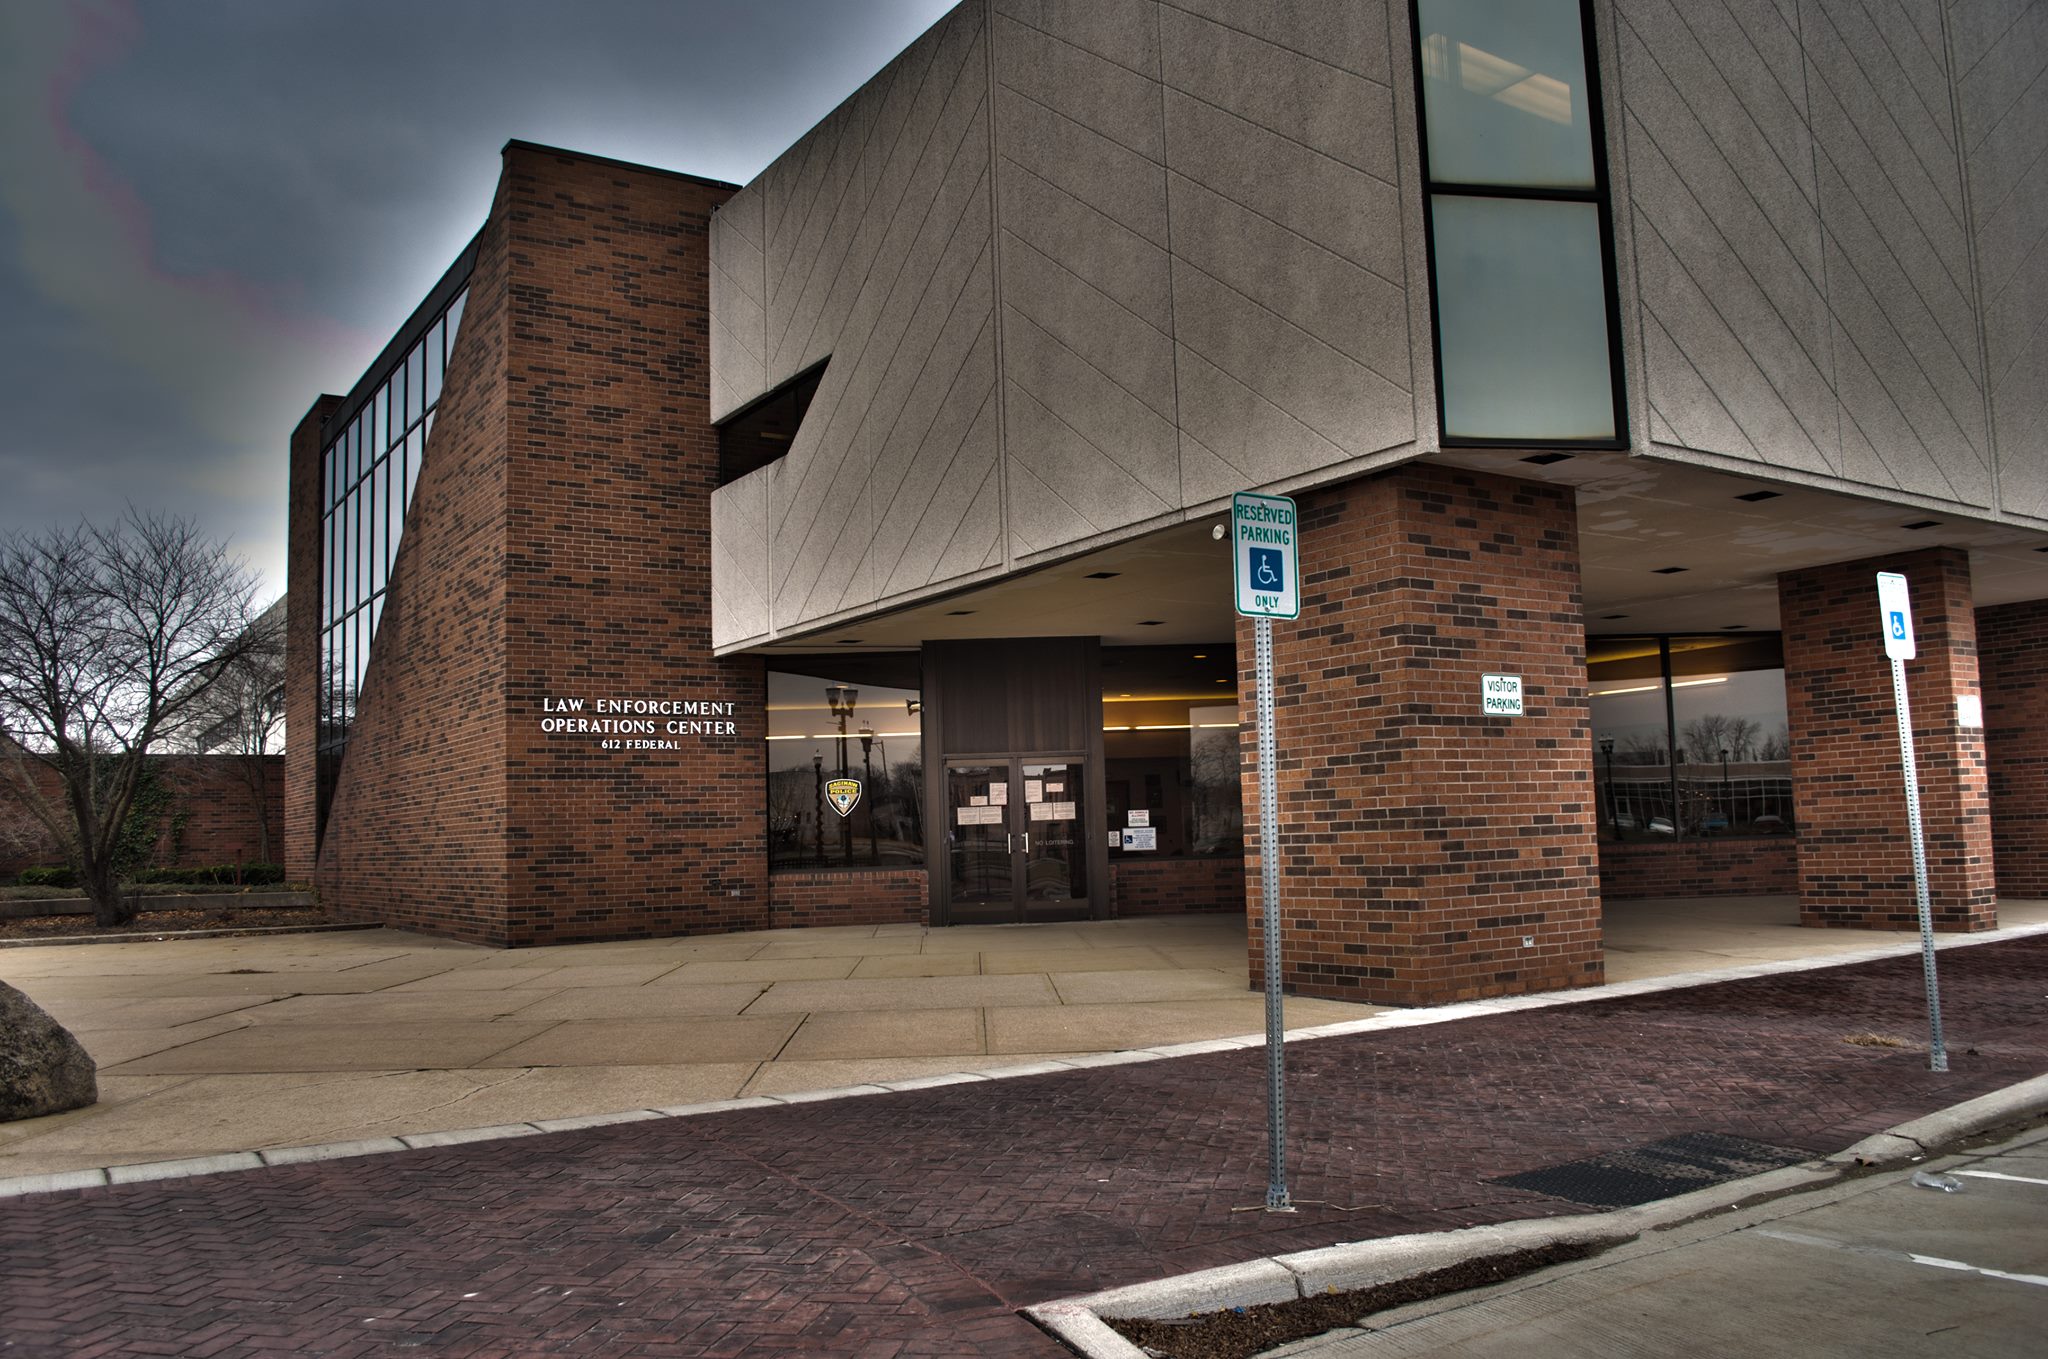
[1232,491,1299,619]
[1876,572,1916,661]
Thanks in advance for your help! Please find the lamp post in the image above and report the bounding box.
[1598,736,1617,840]
[825,684,858,862]
[860,723,877,863]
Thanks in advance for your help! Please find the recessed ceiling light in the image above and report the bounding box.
[2036,546,2048,554]
[1193,653,1208,659]
[946,609,975,616]
[1653,566,1688,575]
[835,638,861,644]
[1138,619,1164,626]
[1601,613,1629,620]
[1721,624,1747,630]
[1735,489,1781,502]
[1521,452,1572,465]
[1084,571,1121,580]
[1903,520,1940,530]
[1216,678,1229,683]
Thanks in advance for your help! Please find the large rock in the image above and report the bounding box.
[1,980,97,1121]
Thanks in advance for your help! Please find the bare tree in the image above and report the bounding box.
[177,601,286,863]
[0,512,261,925]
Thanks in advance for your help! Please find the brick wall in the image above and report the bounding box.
[1598,837,1797,900]
[769,871,928,929]
[1,755,286,878]
[1242,464,1603,1007]
[307,147,759,945]
[1977,597,2048,899]
[1778,548,1994,931]
[284,396,340,880]
[1110,857,1246,916]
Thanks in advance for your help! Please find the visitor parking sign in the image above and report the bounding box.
[1233,492,1299,619]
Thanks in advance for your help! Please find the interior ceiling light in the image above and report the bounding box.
[1735,489,1780,502]
[1653,566,1688,574]
[1601,613,1629,620]
[835,638,861,644]
[1193,652,1208,659]
[1521,451,1572,465]
[1903,520,1940,530]
[1721,624,1747,630]
[1138,619,1165,626]
[1085,571,1121,579]
[2036,546,2048,553]
[946,609,975,616]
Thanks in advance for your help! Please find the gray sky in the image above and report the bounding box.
[0,0,956,602]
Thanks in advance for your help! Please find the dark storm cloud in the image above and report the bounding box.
[0,0,957,596]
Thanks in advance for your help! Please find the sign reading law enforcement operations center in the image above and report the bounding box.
[539,695,738,751]
[1233,491,1299,620]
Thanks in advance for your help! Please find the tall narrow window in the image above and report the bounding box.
[1415,0,1623,444]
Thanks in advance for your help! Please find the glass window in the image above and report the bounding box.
[406,427,424,504]
[406,342,425,429]
[1418,0,1595,188]
[1102,648,1242,860]
[444,290,466,351]
[767,663,924,870]
[425,318,445,408]
[1590,635,1793,842]
[1432,195,1615,440]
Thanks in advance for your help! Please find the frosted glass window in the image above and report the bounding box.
[1432,195,1614,440]
[1418,0,1594,188]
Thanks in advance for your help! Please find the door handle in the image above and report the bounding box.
[1021,832,1031,855]
[1006,832,1013,853]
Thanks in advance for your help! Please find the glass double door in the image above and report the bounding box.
[944,758,1089,924]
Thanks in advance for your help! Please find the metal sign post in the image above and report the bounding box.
[1233,492,1299,1211]
[1876,571,1948,1073]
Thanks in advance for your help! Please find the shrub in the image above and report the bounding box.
[126,863,285,887]
[16,866,77,889]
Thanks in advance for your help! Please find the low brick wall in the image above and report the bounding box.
[1598,837,1798,900]
[1,755,285,880]
[769,869,928,929]
[1110,857,1246,916]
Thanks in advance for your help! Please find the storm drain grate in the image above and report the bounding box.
[1490,1132,1811,1208]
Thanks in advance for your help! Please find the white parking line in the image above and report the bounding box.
[1753,1228,2048,1288]
[1953,1170,2048,1188]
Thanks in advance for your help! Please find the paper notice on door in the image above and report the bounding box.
[1126,809,1150,828]
[1024,780,1043,803]
[969,795,988,806]
[988,782,1008,805]
[956,805,1003,825]
[1121,827,1158,851]
[1044,782,1064,795]
[1046,801,1077,822]
[1108,831,1122,848]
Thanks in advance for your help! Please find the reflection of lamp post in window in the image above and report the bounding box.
[1598,737,1617,840]
[825,684,857,862]
[860,723,876,864]
[812,753,825,865]
[1719,747,1732,834]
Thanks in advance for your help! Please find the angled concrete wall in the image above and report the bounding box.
[710,0,1429,649]
[1607,0,2042,523]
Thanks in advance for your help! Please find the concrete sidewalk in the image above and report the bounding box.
[3,897,2044,1180]
[3,932,2044,1357]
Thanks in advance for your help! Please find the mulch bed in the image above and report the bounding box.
[0,905,332,942]
[1102,1242,1603,1359]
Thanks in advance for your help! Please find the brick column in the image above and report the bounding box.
[1978,597,2048,900]
[1242,464,1602,1007]
[283,395,340,881]
[1778,548,1994,930]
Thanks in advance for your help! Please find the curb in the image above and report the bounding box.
[4,921,2045,1199]
[1021,1074,2048,1359]
[0,922,369,950]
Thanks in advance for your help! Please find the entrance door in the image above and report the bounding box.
[944,759,1089,924]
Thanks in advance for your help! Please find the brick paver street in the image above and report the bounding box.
[5,937,2044,1357]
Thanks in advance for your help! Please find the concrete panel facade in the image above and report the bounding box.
[1609,0,2042,525]
[710,0,1428,650]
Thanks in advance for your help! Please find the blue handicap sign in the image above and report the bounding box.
[1249,547,1285,592]
[1889,610,1907,640]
